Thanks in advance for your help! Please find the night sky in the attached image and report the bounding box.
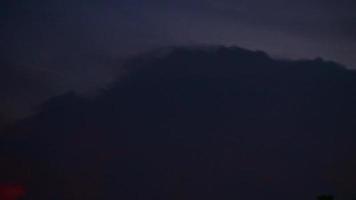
[1,0,356,118]
[1,1,356,200]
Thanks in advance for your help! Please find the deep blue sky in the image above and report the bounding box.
[1,0,356,118]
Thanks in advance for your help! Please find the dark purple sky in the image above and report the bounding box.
[1,2,356,199]
[1,0,356,118]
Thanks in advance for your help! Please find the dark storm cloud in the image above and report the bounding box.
[1,0,356,199]
[2,47,356,200]
[0,0,165,119]
[1,0,356,119]
[0,60,54,123]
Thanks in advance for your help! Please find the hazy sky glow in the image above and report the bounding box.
[2,0,355,64]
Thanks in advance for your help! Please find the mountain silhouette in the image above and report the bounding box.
[1,46,356,200]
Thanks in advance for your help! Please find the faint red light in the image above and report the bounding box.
[0,184,26,200]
